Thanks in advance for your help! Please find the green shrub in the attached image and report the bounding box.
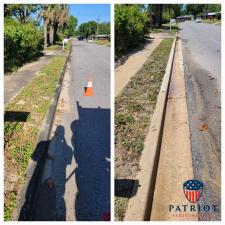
[115,5,149,59]
[162,8,175,24]
[4,18,44,72]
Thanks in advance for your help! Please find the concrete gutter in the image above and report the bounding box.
[125,36,177,221]
[13,43,73,221]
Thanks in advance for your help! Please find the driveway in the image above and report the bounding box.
[180,21,221,220]
[31,40,110,221]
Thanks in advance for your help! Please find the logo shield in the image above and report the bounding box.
[183,180,203,203]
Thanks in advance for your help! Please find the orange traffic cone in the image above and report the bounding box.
[83,79,94,96]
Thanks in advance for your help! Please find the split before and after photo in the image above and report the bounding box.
[3,2,221,222]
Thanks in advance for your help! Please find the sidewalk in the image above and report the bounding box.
[115,39,161,97]
[115,33,175,97]
[4,50,66,104]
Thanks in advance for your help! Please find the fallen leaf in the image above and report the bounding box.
[199,124,208,131]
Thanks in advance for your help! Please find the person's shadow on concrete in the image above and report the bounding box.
[20,125,73,221]
[71,101,110,221]
[50,125,73,220]
[19,102,110,221]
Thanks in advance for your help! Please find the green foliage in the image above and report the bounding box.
[162,7,175,23]
[115,4,149,59]
[183,4,221,17]
[4,18,43,72]
[78,21,98,37]
[98,22,110,35]
[4,4,40,23]
[65,15,78,37]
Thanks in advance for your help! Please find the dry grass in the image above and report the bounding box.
[115,38,173,220]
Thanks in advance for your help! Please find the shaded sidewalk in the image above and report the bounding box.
[4,50,66,104]
[115,32,176,97]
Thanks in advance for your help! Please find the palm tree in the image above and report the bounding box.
[49,4,69,45]
[39,4,68,47]
[38,5,51,48]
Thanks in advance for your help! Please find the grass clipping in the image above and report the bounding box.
[115,38,173,220]
[4,55,66,220]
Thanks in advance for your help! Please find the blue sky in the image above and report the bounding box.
[69,4,110,27]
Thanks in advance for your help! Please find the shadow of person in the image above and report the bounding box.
[71,101,110,221]
[50,125,73,220]
[19,125,73,221]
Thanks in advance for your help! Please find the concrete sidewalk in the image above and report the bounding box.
[4,50,66,104]
[115,33,175,97]
[115,39,161,97]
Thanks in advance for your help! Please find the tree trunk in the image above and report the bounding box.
[53,23,58,44]
[44,20,48,49]
[49,25,54,45]
[154,4,163,28]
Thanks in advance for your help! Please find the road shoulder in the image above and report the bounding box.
[150,37,197,221]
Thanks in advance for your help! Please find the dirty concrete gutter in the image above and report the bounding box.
[150,36,197,221]
[125,36,177,221]
[13,43,73,221]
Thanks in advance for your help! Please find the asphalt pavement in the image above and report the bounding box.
[31,40,110,221]
[180,21,221,220]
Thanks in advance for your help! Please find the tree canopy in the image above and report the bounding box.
[65,15,78,37]
[115,4,149,58]
[77,21,110,37]
[4,4,79,72]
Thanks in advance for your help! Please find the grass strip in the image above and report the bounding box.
[201,19,221,24]
[151,23,178,33]
[45,44,70,51]
[4,55,67,221]
[115,38,173,220]
[93,39,110,46]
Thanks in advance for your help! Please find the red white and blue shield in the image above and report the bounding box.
[183,180,203,203]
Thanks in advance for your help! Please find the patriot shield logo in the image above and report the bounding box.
[183,180,203,203]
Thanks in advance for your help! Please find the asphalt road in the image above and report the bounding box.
[180,21,221,220]
[31,40,110,221]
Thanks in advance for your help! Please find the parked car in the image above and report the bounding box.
[87,37,94,43]
[195,17,202,23]
[77,36,84,40]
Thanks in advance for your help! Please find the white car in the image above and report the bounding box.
[196,17,202,23]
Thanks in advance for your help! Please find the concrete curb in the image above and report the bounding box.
[124,36,177,221]
[14,43,73,221]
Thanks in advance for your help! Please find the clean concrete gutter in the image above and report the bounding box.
[125,35,177,221]
[13,43,73,221]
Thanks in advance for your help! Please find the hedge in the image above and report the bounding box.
[115,5,149,59]
[4,18,44,72]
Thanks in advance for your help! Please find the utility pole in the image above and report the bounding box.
[96,15,100,39]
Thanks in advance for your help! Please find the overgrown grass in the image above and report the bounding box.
[45,42,71,51]
[93,39,110,46]
[4,55,67,220]
[201,19,221,24]
[115,38,173,220]
[151,23,178,33]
